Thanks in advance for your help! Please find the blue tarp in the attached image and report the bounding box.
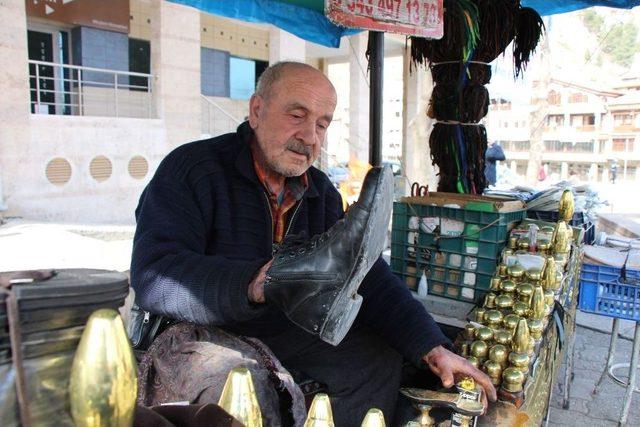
[168,0,359,48]
[169,0,640,48]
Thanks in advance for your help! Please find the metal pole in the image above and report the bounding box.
[78,69,84,116]
[368,31,384,167]
[619,321,640,425]
[35,65,41,111]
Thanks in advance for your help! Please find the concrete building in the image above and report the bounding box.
[486,77,640,183]
[0,0,432,223]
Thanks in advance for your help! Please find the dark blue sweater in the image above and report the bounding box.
[130,122,450,366]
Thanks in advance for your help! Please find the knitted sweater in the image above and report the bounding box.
[130,122,450,366]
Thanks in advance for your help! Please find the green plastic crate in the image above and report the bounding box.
[390,200,526,303]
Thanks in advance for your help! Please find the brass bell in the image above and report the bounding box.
[70,309,137,427]
[464,324,476,341]
[489,344,509,368]
[500,279,517,294]
[304,394,334,427]
[490,276,502,292]
[475,327,494,342]
[516,283,534,306]
[484,310,504,329]
[483,360,503,386]
[501,368,525,393]
[470,340,489,360]
[494,330,512,346]
[218,367,263,427]
[508,352,530,376]
[502,314,521,333]
[513,319,530,355]
[495,294,514,310]
[361,408,385,427]
[507,265,525,281]
[484,293,497,309]
[512,301,530,318]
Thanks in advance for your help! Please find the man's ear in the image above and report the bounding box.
[248,94,262,129]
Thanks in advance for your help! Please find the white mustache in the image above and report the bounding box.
[285,141,312,159]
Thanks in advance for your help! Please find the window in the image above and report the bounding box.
[568,92,588,103]
[229,57,268,100]
[614,113,635,127]
[570,114,595,127]
[547,114,565,127]
[548,90,561,105]
[612,138,634,152]
[544,140,594,153]
[129,38,150,91]
[501,141,530,151]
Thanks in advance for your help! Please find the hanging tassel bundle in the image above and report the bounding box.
[407,0,543,193]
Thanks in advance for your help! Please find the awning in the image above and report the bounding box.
[168,0,640,48]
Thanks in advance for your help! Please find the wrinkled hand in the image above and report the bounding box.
[248,260,273,303]
[423,345,497,411]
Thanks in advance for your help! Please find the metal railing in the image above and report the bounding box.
[28,60,155,118]
[200,95,243,136]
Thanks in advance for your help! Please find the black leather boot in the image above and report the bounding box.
[264,166,394,346]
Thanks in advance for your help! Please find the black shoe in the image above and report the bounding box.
[264,166,394,346]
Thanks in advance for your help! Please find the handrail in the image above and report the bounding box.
[200,95,242,124]
[28,59,155,118]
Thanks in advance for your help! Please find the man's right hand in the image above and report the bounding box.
[248,260,273,303]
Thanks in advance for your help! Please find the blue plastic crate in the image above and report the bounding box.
[579,263,640,321]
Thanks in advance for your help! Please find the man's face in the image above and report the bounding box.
[248,68,337,177]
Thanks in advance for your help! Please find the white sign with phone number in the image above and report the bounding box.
[326,0,443,39]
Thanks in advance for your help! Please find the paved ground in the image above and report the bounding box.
[2,219,640,426]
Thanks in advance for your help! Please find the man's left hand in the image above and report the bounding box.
[423,345,497,410]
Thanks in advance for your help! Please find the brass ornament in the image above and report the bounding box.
[475,308,486,324]
[530,286,546,320]
[494,330,512,346]
[528,319,544,341]
[503,314,521,333]
[517,238,530,251]
[554,221,569,254]
[466,356,480,368]
[495,294,514,310]
[512,301,529,318]
[508,352,530,376]
[543,256,558,291]
[489,344,508,368]
[500,279,517,294]
[475,327,494,342]
[516,283,534,305]
[537,239,551,255]
[484,310,504,329]
[501,368,525,393]
[507,265,525,281]
[304,394,334,427]
[69,309,137,427]
[464,324,476,341]
[361,408,386,427]
[484,293,497,309]
[513,319,530,355]
[483,360,503,385]
[498,263,509,277]
[558,189,575,222]
[470,340,489,359]
[526,268,542,283]
[490,276,502,292]
[218,367,263,427]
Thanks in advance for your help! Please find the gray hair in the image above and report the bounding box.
[255,61,319,100]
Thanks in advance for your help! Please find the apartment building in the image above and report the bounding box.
[486,77,640,183]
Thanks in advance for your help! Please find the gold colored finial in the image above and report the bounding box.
[304,394,334,427]
[484,310,504,329]
[475,327,494,342]
[501,368,525,393]
[70,309,138,427]
[554,221,569,254]
[489,344,508,368]
[530,286,546,320]
[500,279,517,294]
[516,283,534,306]
[218,367,263,427]
[507,265,525,281]
[558,189,575,223]
[513,319,530,354]
[470,340,489,359]
[361,408,385,427]
[495,294,514,310]
[512,301,530,318]
[543,256,558,292]
[494,330,512,347]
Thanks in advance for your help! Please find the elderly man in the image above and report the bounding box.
[131,61,495,425]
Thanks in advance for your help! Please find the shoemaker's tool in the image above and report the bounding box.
[411,182,429,197]
[304,393,334,427]
[218,367,263,427]
[70,309,137,427]
[401,387,484,427]
[451,377,482,427]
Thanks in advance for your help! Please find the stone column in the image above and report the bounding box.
[269,27,306,63]
[402,46,435,191]
[0,0,30,214]
[150,0,202,149]
[348,33,370,163]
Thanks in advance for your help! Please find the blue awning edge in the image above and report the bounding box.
[522,0,640,16]
[167,0,360,48]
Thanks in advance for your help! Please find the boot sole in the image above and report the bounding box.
[319,167,394,346]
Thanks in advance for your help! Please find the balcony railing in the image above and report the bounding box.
[28,60,155,119]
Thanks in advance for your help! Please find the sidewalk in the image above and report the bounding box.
[2,219,639,426]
